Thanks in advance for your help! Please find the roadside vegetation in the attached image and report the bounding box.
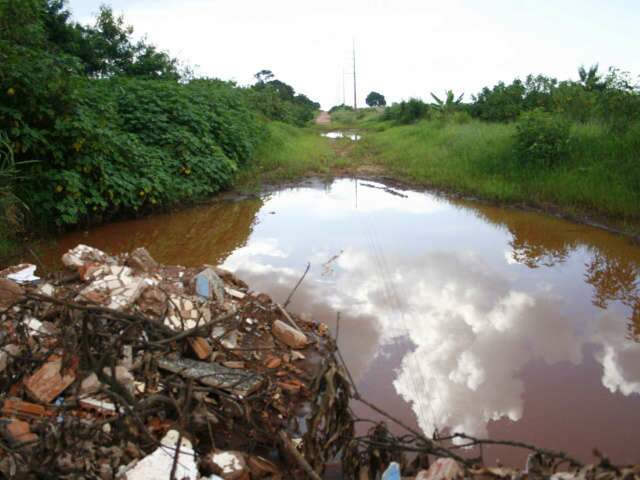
[344,66,640,230]
[0,0,320,260]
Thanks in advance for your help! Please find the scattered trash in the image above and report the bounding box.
[5,264,40,284]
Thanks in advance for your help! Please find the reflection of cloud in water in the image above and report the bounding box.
[267,180,446,217]
[223,238,296,278]
[333,249,586,438]
[594,315,640,396]
[219,188,640,442]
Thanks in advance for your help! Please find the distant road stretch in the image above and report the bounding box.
[315,111,331,125]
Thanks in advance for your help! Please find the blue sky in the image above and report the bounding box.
[66,0,640,109]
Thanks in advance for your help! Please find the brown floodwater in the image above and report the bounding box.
[41,178,640,468]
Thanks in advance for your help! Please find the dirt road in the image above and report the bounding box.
[315,111,331,125]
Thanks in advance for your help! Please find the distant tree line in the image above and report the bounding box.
[381,64,640,130]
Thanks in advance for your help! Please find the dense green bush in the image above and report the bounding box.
[17,77,263,226]
[515,110,571,169]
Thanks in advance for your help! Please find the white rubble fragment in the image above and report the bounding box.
[38,283,55,296]
[291,351,306,361]
[209,451,248,480]
[77,265,146,311]
[225,287,245,300]
[7,265,39,283]
[164,294,210,331]
[62,244,111,269]
[24,316,44,335]
[79,397,117,412]
[124,430,198,480]
[416,458,464,480]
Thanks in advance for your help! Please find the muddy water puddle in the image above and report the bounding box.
[43,178,640,467]
[321,131,361,140]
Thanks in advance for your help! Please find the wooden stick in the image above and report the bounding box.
[278,431,323,480]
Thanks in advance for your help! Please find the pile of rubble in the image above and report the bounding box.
[0,245,334,479]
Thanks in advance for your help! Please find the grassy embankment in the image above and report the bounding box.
[357,117,640,229]
[239,109,640,233]
[234,121,347,189]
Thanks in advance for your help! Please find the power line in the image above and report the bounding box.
[352,39,357,110]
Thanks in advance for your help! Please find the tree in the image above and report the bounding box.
[366,91,386,107]
[254,69,274,84]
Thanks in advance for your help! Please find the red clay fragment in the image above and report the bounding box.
[3,419,38,445]
[2,398,51,418]
[23,355,77,403]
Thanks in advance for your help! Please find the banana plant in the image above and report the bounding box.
[430,90,464,113]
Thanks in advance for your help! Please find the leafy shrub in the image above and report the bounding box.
[515,110,571,168]
[383,98,430,124]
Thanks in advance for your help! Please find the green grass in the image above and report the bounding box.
[358,118,640,226]
[234,121,346,189]
[325,107,383,130]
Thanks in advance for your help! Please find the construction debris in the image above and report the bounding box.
[0,244,332,478]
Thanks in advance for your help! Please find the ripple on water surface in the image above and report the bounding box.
[45,178,640,466]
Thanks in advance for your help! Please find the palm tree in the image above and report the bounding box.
[430,90,464,113]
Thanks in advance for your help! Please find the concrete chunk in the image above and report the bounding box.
[128,247,158,272]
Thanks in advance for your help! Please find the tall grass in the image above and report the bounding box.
[362,118,640,224]
[0,133,22,260]
[234,122,343,188]
[327,107,383,130]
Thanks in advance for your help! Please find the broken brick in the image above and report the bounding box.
[3,420,38,446]
[24,355,77,403]
[188,337,213,360]
[2,398,51,418]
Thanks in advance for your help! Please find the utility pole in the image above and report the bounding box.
[352,39,357,110]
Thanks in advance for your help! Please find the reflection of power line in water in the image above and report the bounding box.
[355,185,442,436]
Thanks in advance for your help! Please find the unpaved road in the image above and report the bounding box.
[315,111,331,125]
